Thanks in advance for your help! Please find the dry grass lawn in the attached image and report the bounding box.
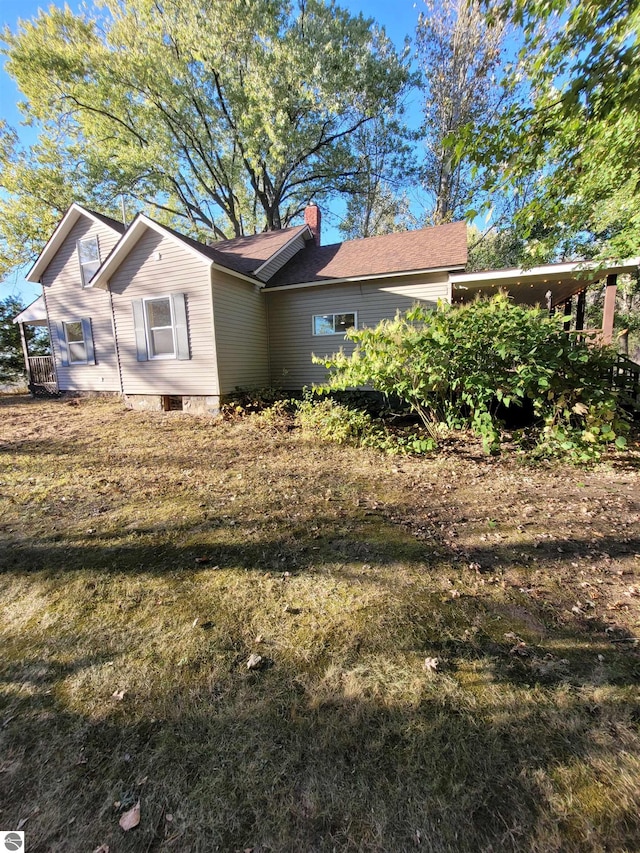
[1,395,639,853]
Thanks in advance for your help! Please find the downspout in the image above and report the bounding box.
[107,281,125,394]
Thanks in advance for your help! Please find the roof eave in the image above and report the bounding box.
[252,225,313,283]
[88,215,261,289]
[451,258,640,286]
[265,263,466,292]
[26,203,124,283]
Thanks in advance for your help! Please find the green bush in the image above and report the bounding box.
[315,293,629,461]
[295,397,377,445]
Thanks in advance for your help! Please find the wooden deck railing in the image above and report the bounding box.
[28,355,57,393]
[612,354,640,411]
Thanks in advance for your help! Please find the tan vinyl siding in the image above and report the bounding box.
[109,228,219,396]
[212,269,269,393]
[256,233,307,282]
[266,273,450,389]
[42,217,122,392]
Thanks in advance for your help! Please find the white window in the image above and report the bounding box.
[57,318,95,366]
[144,297,175,358]
[77,236,100,286]
[312,312,357,336]
[132,293,190,362]
[64,321,87,363]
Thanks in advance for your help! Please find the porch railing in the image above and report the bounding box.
[27,355,58,394]
[612,354,640,411]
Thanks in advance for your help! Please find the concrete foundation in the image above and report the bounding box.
[123,393,220,416]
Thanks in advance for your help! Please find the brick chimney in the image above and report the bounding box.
[304,203,321,245]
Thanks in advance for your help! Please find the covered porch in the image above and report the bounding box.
[450,259,640,410]
[451,258,639,348]
[12,296,57,395]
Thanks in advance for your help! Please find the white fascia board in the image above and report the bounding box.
[26,203,84,282]
[88,216,212,289]
[89,215,259,289]
[27,203,125,283]
[264,264,466,292]
[253,225,312,282]
[451,258,640,286]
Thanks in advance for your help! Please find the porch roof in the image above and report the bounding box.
[12,295,48,326]
[450,259,640,308]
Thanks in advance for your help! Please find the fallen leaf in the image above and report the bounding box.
[423,657,439,672]
[119,801,141,831]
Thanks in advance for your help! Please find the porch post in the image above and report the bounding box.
[602,274,617,345]
[563,298,572,331]
[18,322,32,389]
[575,290,586,331]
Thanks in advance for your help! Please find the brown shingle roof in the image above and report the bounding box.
[159,222,309,276]
[266,222,468,287]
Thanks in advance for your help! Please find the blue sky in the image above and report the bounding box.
[1,0,425,304]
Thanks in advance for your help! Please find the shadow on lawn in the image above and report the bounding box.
[1,517,639,692]
[1,645,639,853]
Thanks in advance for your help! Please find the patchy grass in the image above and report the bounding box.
[1,395,639,853]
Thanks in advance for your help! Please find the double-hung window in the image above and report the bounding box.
[144,297,175,358]
[77,236,100,286]
[132,293,190,362]
[56,318,96,366]
[312,312,357,336]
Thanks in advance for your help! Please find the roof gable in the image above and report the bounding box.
[89,216,312,289]
[266,222,468,288]
[26,203,125,283]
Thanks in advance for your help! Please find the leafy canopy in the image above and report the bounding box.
[0,0,412,272]
[465,0,640,260]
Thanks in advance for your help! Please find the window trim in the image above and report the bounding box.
[57,317,96,366]
[312,312,358,336]
[143,295,176,360]
[77,235,101,287]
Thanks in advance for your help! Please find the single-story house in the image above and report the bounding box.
[13,202,639,412]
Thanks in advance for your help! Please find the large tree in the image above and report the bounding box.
[338,116,417,240]
[415,0,508,225]
[0,0,412,273]
[466,0,640,261]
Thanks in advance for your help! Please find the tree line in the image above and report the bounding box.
[0,0,638,276]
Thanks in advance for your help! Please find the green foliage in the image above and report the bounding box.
[416,0,509,225]
[296,397,377,445]
[466,225,527,272]
[467,0,640,260]
[1,0,412,271]
[295,395,437,454]
[315,294,628,461]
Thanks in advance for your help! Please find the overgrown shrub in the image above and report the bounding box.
[314,294,629,461]
[295,396,438,454]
